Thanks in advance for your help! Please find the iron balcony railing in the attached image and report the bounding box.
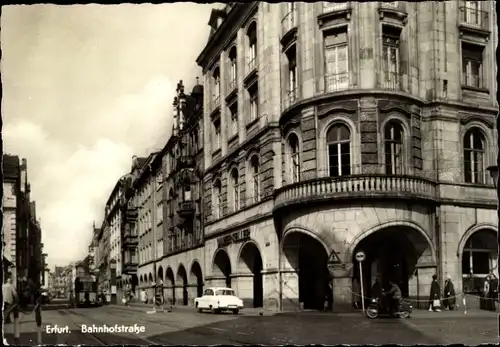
[248,57,257,73]
[382,71,400,90]
[281,9,297,37]
[282,88,298,111]
[459,6,489,31]
[275,174,437,208]
[227,78,237,93]
[213,95,220,109]
[462,73,485,89]
[324,72,349,93]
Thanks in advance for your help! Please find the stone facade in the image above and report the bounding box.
[187,1,499,312]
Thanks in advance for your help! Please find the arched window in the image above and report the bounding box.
[327,124,351,177]
[213,67,221,106]
[230,168,240,212]
[464,128,486,184]
[247,22,257,71]
[287,134,300,183]
[228,46,237,90]
[168,189,174,216]
[384,121,404,175]
[462,230,498,293]
[250,155,260,203]
[213,179,222,219]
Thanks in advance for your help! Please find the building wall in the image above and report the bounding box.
[3,182,17,267]
[193,1,498,311]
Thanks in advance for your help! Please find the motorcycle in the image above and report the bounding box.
[366,296,412,319]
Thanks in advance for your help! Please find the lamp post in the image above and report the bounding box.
[487,165,498,189]
[110,259,117,305]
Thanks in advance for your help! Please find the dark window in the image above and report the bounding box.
[464,128,485,184]
[327,124,351,177]
[384,121,404,174]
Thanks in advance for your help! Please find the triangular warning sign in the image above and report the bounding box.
[327,250,342,264]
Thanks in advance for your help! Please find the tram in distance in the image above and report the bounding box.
[72,276,99,308]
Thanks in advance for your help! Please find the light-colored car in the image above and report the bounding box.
[194,287,243,314]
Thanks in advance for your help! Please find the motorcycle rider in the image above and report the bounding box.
[384,279,403,313]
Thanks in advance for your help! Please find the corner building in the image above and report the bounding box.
[196,1,498,311]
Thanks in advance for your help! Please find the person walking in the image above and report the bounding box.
[3,272,19,324]
[483,275,492,311]
[352,277,361,309]
[429,274,441,312]
[443,276,456,310]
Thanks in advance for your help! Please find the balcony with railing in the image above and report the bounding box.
[227,78,237,93]
[381,71,400,90]
[274,174,437,210]
[462,73,486,90]
[281,8,297,39]
[282,88,298,111]
[318,72,349,94]
[459,6,490,33]
[175,155,195,172]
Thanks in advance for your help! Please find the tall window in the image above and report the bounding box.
[230,169,240,212]
[464,1,481,26]
[213,67,221,107]
[324,28,348,92]
[213,180,222,219]
[288,134,300,183]
[229,102,238,138]
[248,84,258,123]
[250,155,260,203]
[212,118,221,150]
[168,189,174,216]
[382,27,400,90]
[462,230,498,293]
[464,128,486,184]
[327,124,351,177]
[247,22,257,72]
[228,47,237,91]
[462,43,483,89]
[384,122,404,175]
[286,45,298,104]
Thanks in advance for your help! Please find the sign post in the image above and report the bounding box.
[355,251,366,314]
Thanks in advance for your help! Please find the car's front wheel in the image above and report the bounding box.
[232,309,239,315]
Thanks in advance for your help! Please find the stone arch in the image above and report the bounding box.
[189,260,204,298]
[148,272,153,284]
[165,267,176,305]
[176,264,188,284]
[165,267,175,286]
[177,264,189,306]
[317,115,362,175]
[345,220,436,264]
[157,266,164,283]
[212,248,232,288]
[237,240,264,307]
[457,223,497,257]
[139,275,144,284]
[281,226,331,310]
[348,220,437,300]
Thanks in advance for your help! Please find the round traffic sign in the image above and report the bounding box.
[355,251,366,262]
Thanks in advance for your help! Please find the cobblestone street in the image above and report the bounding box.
[4,305,498,345]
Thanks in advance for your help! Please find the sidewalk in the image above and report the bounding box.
[110,302,497,319]
[110,302,279,316]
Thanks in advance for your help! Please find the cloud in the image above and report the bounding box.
[2,4,214,269]
[3,75,176,266]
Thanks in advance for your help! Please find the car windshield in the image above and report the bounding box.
[215,289,235,296]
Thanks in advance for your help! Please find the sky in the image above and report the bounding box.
[2,4,219,269]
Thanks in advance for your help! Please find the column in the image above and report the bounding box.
[262,269,280,310]
[281,269,300,311]
[413,265,437,309]
[205,275,227,288]
[174,286,183,306]
[231,273,254,308]
[330,263,354,313]
[187,284,198,304]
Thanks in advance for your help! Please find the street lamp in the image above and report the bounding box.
[487,165,498,189]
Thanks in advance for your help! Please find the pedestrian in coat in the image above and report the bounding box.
[371,276,383,301]
[429,274,441,312]
[443,276,456,310]
[483,275,493,311]
[352,278,361,309]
